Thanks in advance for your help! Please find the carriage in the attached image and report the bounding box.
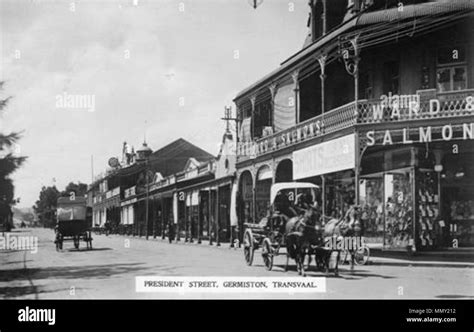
[242,182,319,271]
[55,197,93,250]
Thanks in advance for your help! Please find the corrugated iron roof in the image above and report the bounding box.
[357,0,474,25]
[234,0,474,102]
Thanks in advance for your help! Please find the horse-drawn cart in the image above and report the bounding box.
[55,197,93,251]
[243,182,319,271]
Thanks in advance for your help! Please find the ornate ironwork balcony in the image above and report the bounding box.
[357,89,474,124]
[236,89,474,162]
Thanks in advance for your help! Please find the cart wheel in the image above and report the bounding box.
[73,236,80,249]
[355,246,370,265]
[55,234,63,251]
[243,229,255,266]
[262,238,274,271]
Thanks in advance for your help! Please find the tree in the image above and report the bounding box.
[33,186,60,228]
[33,182,88,228]
[60,182,88,198]
[0,82,26,229]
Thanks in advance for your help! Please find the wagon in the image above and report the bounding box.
[55,197,93,250]
[242,182,319,270]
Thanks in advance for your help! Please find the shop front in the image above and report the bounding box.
[178,176,234,245]
[359,122,474,251]
[120,198,136,235]
[440,141,474,247]
[235,128,474,251]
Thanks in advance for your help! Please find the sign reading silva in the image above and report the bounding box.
[293,134,355,180]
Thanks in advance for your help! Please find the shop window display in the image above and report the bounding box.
[324,170,355,219]
[415,170,441,250]
[384,170,414,250]
[441,150,474,247]
[359,177,384,243]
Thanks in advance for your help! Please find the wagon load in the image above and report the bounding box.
[54,197,93,250]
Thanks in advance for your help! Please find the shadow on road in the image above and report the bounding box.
[368,261,474,269]
[0,262,149,282]
[435,295,474,299]
[0,285,65,299]
[60,248,113,253]
[265,264,396,280]
[1,260,33,265]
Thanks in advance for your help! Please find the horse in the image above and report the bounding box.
[284,204,322,277]
[306,217,332,274]
[322,205,362,276]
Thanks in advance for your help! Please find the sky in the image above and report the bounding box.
[0,0,309,208]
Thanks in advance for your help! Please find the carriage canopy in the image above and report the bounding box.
[269,182,319,205]
[57,197,87,221]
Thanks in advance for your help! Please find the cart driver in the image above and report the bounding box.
[274,192,297,220]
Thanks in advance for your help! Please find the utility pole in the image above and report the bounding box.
[91,155,94,183]
[221,106,239,247]
[145,158,150,240]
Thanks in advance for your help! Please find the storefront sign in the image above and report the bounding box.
[293,134,356,180]
[237,117,324,159]
[364,123,474,147]
[365,93,474,122]
[120,198,137,207]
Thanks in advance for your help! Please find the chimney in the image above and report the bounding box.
[310,1,316,42]
[351,0,362,13]
[309,0,327,42]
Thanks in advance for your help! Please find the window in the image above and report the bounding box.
[383,61,399,95]
[436,46,468,92]
[359,69,373,99]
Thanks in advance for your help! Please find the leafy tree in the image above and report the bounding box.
[33,186,60,228]
[33,182,88,228]
[0,82,26,229]
[60,182,88,198]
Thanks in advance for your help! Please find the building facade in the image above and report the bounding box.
[88,133,237,245]
[233,0,474,251]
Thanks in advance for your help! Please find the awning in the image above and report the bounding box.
[234,1,474,102]
[234,15,359,101]
[357,1,474,26]
[176,175,234,193]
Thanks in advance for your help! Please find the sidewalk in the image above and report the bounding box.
[367,246,474,268]
[100,232,474,268]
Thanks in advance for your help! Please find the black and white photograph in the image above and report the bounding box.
[0,0,473,327]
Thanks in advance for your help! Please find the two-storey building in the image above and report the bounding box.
[234,0,474,251]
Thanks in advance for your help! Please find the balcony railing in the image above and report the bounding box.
[236,89,474,161]
[236,100,359,160]
[357,89,474,124]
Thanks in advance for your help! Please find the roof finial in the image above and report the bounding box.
[144,120,147,145]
